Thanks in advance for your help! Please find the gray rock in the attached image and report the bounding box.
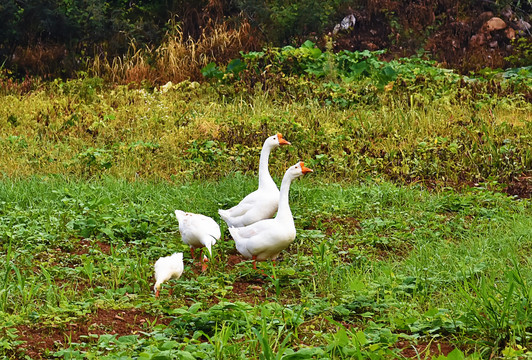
[333,14,356,35]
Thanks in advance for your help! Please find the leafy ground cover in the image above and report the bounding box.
[0,176,530,359]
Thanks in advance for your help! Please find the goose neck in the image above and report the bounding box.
[276,173,295,219]
[258,142,274,188]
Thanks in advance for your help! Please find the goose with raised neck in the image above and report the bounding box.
[218,133,290,227]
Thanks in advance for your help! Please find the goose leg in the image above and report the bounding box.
[252,256,270,277]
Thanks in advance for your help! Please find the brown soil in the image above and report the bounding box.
[397,340,456,358]
[16,308,171,359]
[225,254,245,269]
[505,175,532,199]
[226,278,268,304]
[308,216,361,237]
[373,240,414,261]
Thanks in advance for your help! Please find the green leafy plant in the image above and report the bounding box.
[459,260,531,354]
[76,147,113,173]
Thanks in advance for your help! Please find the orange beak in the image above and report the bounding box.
[277,133,291,146]
[300,162,313,174]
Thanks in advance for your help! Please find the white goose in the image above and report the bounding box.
[174,210,221,271]
[229,162,313,269]
[218,133,291,227]
[154,252,184,297]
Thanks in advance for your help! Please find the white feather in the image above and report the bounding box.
[229,162,312,262]
[175,210,221,256]
[154,252,184,293]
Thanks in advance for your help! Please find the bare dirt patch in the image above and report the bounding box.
[227,279,268,304]
[226,254,245,269]
[16,308,171,359]
[397,340,456,358]
[307,216,361,237]
[505,175,532,199]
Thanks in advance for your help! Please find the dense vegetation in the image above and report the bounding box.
[0,177,530,359]
[2,0,532,78]
[1,40,531,357]
[1,44,531,189]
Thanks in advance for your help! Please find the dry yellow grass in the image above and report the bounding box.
[92,19,256,86]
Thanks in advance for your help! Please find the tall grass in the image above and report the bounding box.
[92,19,257,86]
[0,80,530,189]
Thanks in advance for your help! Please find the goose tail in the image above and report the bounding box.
[218,209,234,227]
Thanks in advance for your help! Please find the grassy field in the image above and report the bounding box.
[0,175,530,359]
[0,55,531,358]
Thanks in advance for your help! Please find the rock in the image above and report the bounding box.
[160,81,174,93]
[505,27,516,40]
[333,14,356,34]
[485,17,507,31]
[478,11,494,24]
[501,6,514,21]
[470,33,486,46]
[363,42,378,50]
[515,19,531,31]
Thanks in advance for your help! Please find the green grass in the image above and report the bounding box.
[0,176,530,358]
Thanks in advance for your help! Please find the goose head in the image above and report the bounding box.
[264,133,291,149]
[286,161,313,179]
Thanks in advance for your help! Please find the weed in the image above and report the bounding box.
[458,260,531,355]
[1,65,530,185]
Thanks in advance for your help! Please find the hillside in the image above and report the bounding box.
[1,0,531,78]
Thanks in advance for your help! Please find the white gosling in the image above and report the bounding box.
[229,161,313,271]
[174,210,221,271]
[218,133,291,228]
[154,252,184,297]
